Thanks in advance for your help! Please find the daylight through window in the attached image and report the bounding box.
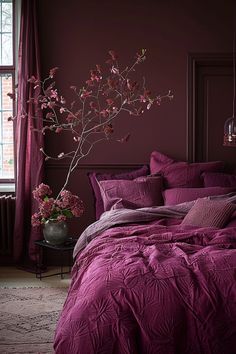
[0,0,14,180]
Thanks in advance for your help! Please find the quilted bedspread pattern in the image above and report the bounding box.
[54,219,236,354]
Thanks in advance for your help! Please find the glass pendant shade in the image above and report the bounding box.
[223,116,236,146]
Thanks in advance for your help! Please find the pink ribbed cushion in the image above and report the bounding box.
[163,187,236,206]
[99,176,163,212]
[181,199,236,228]
[203,172,236,187]
[226,211,236,227]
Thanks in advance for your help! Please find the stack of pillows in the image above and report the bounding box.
[88,150,236,228]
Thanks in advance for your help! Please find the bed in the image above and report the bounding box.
[53,151,236,354]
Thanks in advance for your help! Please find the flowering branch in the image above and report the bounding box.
[9,49,173,226]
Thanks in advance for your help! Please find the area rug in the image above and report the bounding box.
[0,287,69,353]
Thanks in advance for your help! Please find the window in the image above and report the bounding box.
[0,0,14,181]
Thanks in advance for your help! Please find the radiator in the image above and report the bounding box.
[0,194,16,256]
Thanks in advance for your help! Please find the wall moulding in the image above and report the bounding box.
[187,53,233,165]
[46,162,146,171]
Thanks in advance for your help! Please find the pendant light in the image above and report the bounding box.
[223,26,236,147]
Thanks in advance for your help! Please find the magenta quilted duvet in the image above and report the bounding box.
[54,216,236,354]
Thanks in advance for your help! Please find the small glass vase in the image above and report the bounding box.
[43,220,69,245]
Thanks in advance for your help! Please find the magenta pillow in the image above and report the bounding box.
[162,161,224,188]
[163,187,236,206]
[181,198,236,228]
[150,151,224,188]
[88,165,149,219]
[98,176,163,212]
[150,150,175,174]
[203,172,236,188]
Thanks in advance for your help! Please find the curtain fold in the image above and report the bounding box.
[13,0,44,265]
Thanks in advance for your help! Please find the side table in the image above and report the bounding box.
[35,238,78,280]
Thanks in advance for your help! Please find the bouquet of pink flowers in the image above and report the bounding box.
[31,183,84,226]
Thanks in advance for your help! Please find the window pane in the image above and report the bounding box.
[0,73,14,179]
[1,32,12,64]
[0,0,13,66]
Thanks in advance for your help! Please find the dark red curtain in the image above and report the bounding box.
[13,0,44,265]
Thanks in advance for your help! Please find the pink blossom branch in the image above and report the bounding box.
[9,49,173,202]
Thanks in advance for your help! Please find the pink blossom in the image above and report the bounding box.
[66,113,75,122]
[55,127,63,133]
[33,183,52,201]
[96,64,102,73]
[139,89,151,103]
[89,101,97,110]
[126,79,138,91]
[70,85,77,91]
[108,50,118,61]
[60,96,66,104]
[28,76,38,84]
[90,69,102,82]
[60,107,66,113]
[50,89,59,99]
[31,212,41,227]
[58,152,65,158]
[110,66,119,74]
[32,184,84,226]
[39,198,54,218]
[48,101,56,109]
[57,214,67,222]
[41,102,48,109]
[71,205,84,217]
[103,124,114,136]
[49,67,59,78]
[46,112,54,119]
[100,110,108,118]
[135,49,146,63]
[80,90,92,99]
[86,79,94,87]
[106,98,114,106]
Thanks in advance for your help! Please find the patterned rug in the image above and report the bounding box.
[0,287,68,353]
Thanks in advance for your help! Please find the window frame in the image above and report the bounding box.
[0,0,16,186]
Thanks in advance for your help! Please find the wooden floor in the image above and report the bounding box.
[0,266,71,288]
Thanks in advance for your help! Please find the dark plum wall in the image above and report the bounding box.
[37,0,234,162]
[36,0,235,233]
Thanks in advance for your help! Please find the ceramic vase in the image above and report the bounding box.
[43,220,68,245]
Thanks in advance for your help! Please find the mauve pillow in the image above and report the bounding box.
[181,198,236,228]
[162,161,224,188]
[150,150,175,174]
[98,176,163,212]
[163,186,236,206]
[88,165,149,219]
[150,151,224,188]
[203,172,236,188]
